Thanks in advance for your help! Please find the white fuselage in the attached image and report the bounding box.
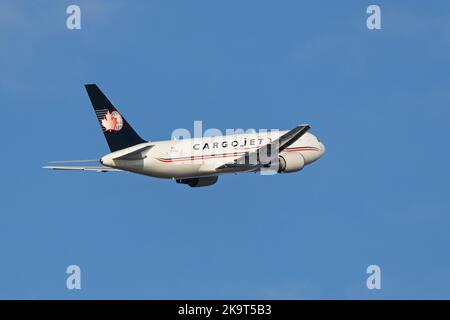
[100,131,325,179]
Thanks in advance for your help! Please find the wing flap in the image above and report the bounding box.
[214,163,260,171]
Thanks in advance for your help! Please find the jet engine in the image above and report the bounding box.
[176,176,219,187]
[278,152,305,173]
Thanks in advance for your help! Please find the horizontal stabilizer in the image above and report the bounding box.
[43,166,121,172]
[47,159,99,164]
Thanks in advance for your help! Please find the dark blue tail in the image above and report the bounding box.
[85,84,145,152]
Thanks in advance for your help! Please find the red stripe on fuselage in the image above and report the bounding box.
[155,147,320,163]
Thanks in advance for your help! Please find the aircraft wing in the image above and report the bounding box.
[43,166,121,172]
[216,124,310,171]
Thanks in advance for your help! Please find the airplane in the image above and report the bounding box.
[43,84,325,187]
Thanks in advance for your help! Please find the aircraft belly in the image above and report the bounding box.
[140,159,217,179]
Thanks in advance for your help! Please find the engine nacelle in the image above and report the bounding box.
[278,152,305,173]
[176,176,218,187]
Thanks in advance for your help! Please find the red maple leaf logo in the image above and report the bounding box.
[101,111,118,132]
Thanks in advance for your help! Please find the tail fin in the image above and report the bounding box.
[84,84,145,152]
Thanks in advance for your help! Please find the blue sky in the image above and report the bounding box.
[1,0,450,299]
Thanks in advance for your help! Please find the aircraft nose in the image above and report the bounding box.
[319,142,325,156]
